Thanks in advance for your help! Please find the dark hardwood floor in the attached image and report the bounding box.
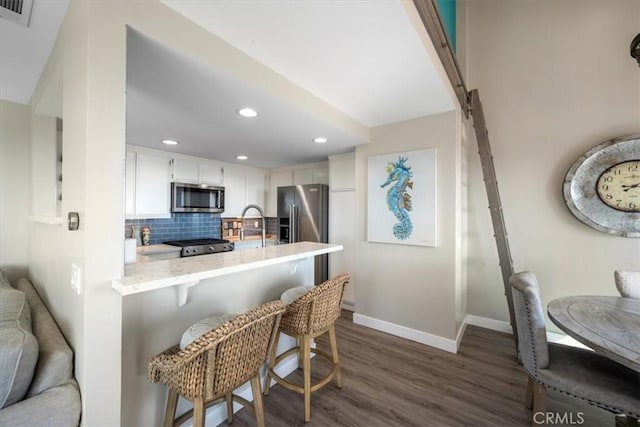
[228,311,616,426]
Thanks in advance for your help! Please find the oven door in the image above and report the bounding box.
[172,183,225,213]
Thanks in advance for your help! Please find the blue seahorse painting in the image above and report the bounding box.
[381,156,414,240]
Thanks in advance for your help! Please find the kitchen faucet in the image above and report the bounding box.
[240,204,266,248]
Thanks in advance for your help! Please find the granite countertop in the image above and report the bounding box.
[113,241,343,296]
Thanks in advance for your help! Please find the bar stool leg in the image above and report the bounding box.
[251,374,266,427]
[264,331,280,395]
[225,393,233,424]
[302,334,311,423]
[163,389,178,427]
[193,397,205,427]
[328,325,342,388]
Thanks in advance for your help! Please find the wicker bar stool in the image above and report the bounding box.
[264,273,350,423]
[148,300,285,427]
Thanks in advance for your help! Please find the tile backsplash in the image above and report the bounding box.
[221,217,278,239]
[125,213,222,245]
[125,214,278,245]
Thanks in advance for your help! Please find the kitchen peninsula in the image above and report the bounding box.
[114,241,342,297]
[114,241,343,425]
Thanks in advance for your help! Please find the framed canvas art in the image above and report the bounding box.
[367,148,437,247]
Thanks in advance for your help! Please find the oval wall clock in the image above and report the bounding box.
[563,134,640,237]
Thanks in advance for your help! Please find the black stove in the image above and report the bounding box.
[163,238,234,257]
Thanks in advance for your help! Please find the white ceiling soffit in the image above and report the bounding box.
[161,0,455,128]
[126,28,367,169]
[0,0,69,105]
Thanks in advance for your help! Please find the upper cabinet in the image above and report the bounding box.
[246,169,266,208]
[199,160,224,185]
[222,165,267,217]
[171,156,223,185]
[171,156,198,183]
[126,147,172,219]
[329,152,355,191]
[222,165,246,217]
[267,170,293,217]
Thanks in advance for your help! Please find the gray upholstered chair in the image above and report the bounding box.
[614,271,640,299]
[510,271,640,424]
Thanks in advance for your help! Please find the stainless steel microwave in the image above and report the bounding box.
[171,182,225,213]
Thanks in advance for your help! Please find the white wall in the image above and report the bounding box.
[353,110,463,347]
[0,101,30,282]
[463,0,640,329]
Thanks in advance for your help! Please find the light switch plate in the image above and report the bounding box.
[70,264,82,295]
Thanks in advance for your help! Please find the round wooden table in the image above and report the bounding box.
[547,296,640,372]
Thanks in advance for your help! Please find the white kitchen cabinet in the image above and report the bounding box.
[222,167,266,217]
[199,160,224,185]
[126,149,171,219]
[293,168,313,185]
[222,165,246,217]
[329,152,355,191]
[171,157,199,183]
[267,170,293,217]
[246,169,266,210]
[312,166,329,184]
[172,157,223,185]
[292,165,328,185]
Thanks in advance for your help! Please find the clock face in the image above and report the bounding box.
[563,134,640,237]
[596,160,640,212]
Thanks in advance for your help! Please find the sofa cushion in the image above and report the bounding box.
[0,287,39,409]
[0,269,11,290]
[13,278,73,397]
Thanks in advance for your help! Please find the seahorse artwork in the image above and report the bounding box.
[381,156,414,240]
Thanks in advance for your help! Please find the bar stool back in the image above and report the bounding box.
[264,273,350,423]
[148,300,285,427]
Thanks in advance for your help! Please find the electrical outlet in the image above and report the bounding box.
[70,264,82,295]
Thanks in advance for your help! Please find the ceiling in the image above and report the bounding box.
[0,0,68,105]
[1,0,454,170]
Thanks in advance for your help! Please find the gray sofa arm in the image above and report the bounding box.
[0,380,81,426]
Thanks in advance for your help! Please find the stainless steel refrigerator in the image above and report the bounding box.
[277,184,329,284]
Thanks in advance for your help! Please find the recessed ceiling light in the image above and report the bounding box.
[313,137,328,144]
[237,108,258,118]
[161,139,179,145]
[236,155,248,160]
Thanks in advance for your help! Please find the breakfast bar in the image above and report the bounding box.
[115,242,343,426]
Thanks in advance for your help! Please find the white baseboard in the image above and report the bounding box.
[463,314,589,350]
[464,314,513,335]
[341,300,355,311]
[352,313,458,354]
[455,321,468,350]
